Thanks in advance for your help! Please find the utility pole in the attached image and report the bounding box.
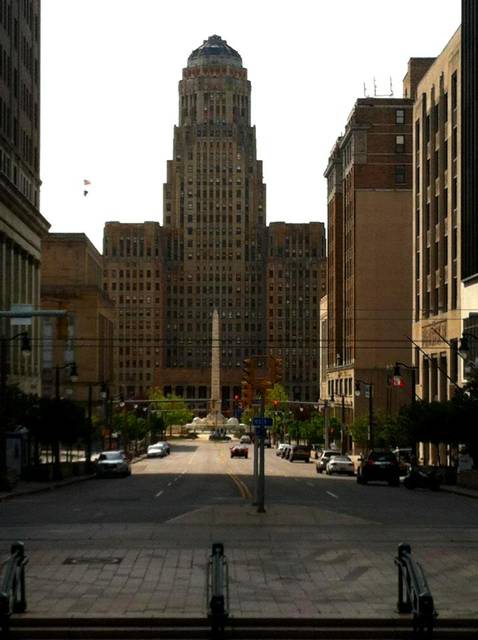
[324,400,330,449]
[257,392,266,514]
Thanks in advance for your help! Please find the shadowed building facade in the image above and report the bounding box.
[0,0,48,395]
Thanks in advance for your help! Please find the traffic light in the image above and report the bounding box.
[273,399,280,409]
[242,382,253,408]
[270,356,283,384]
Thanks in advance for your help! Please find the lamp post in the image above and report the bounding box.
[0,332,31,490]
[355,380,374,450]
[393,362,417,405]
[53,362,78,479]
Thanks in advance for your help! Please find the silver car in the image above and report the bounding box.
[326,455,355,476]
[147,443,168,458]
[95,451,131,478]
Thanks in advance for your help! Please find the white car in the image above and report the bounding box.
[147,444,168,458]
[326,455,355,476]
[276,443,287,456]
[95,451,131,478]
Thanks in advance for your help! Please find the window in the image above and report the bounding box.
[396,109,405,124]
[395,135,405,153]
[395,165,406,184]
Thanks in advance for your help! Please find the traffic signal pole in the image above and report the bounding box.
[257,392,266,513]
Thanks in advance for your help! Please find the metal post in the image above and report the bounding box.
[324,401,330,449]
[53,366,62,480]
[411,367,416,405]
[86,384,92,469]
[257,393,266,513]
[341,394,346,454]
[253,431,258,505]
[369,385,374,450]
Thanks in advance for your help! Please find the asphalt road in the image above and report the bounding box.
[1,437,477,534]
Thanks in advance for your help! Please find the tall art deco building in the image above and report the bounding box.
[104,36,326,409]
[162,35,267,404]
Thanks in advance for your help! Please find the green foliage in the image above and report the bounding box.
[265,384,288,411]
[148,389,193,427]
[349,414,369,449]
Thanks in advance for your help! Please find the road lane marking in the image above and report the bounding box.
[155,490,164,497]
[326,491,338,499]
[235,475,252,500]
[228,473,246,499]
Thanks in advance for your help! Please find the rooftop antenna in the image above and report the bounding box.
[371,76,394,98]
[363,82,368,97]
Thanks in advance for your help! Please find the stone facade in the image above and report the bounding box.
[0,0,49,395]
[41,233,115,407]
[411,29,463,402]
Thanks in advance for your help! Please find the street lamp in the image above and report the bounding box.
[393,363,417,405]
[55,362,78,400]
[355,379,374,450]
[52,362,78,479]
[0,331,31,491]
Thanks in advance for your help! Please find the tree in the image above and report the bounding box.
[148,389,193,436]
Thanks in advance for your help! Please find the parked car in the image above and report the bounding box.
[95,451,131,478]
[240,435,252,444]
[356,450,400,486]
[289,445,311,463]
[147,443,168,458]
[276,443,287,456]
[230,444,249,459]
[281,444,292,459]
[403,466,441,491]
[150,441,170,455]
[326,454,355,476]
[316,449,341,473]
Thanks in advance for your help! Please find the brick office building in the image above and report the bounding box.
[102,222,163,400]
[324,96,414,430]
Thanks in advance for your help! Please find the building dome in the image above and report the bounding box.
[187,35,242,68]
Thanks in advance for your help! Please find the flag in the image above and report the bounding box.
[83,179,91,196]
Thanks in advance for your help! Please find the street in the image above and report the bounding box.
[1,437,478,618]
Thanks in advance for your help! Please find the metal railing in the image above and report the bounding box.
[0,542,28,638]
[206,543,229,638]
[395,543,437,638]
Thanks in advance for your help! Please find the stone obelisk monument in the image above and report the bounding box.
[206,308,225,427]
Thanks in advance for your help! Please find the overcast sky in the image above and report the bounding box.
[40,0,461,252]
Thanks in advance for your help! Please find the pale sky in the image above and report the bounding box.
[40,0,461,252]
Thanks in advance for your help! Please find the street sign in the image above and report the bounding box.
[254,426,267,438]
[252,417,273,427]
[10,304,33,325]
